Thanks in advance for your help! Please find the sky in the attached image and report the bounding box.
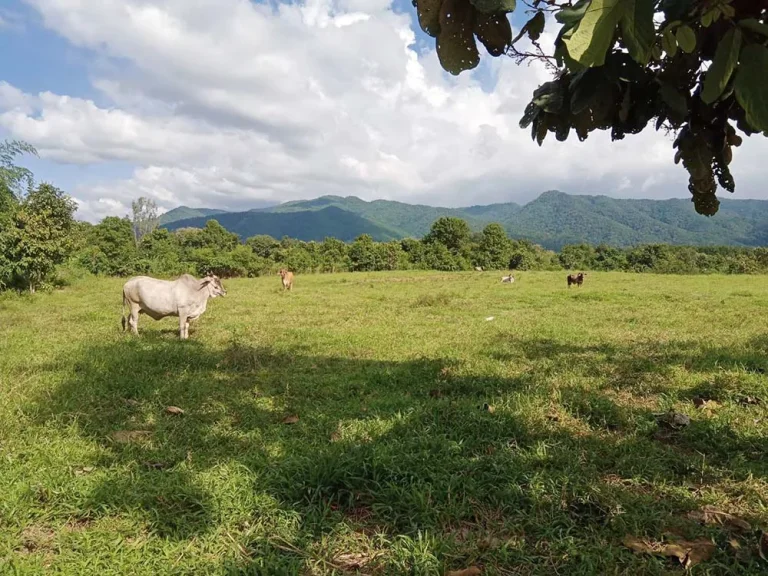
[0,0,766,222]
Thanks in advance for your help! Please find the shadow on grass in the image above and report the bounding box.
[27,332,768,573]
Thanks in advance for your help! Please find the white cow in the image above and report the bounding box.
[501,275,515,283]
[121,274,226,339]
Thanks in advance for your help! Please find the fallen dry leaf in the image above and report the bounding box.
[74,466,94,476]
[447,567,482,576]
[726,537,755,563]
[623,535,715,567]
[693,397,720,410]
[688,506,751,532]
[165,406,185,416]
[759,532,768,561]
[684,540,716,568]
[123,399,140,407]
[477,535,502,550]
[330,431,341,442]
[142,461,168,470]
[333,551,375,570]
[738,396,762,406]
[110,430,151,444]
[281,415,299,424]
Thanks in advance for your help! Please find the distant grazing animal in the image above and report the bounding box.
[501,275,515,283]
[279,269,294,291]
[121,274,226,339]
[475,266,484,272]
[567,272,586,288]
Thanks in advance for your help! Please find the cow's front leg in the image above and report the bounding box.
[179,313,188,340]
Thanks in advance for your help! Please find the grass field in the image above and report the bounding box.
[2,271,768,575]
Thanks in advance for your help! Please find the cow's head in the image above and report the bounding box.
[202,275,227,298]
[278,269,288,279]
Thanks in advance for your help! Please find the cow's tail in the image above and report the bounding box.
[121,291,127,331]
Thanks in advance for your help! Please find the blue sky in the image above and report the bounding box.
[1,0,765,221]
[1,0,502,196]
[0,1,131,190]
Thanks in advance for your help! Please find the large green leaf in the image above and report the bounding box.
[659,83,688,119]
[563,0,625,67]
[734,44,768,132]
[526,11,545,41]
[469,0,515,14]
[415,0,443,37]
[701,27,742,104]
[569,68,606,113]
[662,29,678,57]
[620,0,655,65]
[739,18,768,38]
[676,25,696,53]
[556,0,591,25]
[437,0,480,75]
[474,13,512,57]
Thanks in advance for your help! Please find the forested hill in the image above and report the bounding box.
[162,205,401,243]
[160,191,768,249]
[159,206,227,225]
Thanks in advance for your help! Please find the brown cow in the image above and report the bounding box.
[567,272,586,288]
[278,269,294,291]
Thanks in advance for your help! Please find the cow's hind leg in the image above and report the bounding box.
[129,303,140,334]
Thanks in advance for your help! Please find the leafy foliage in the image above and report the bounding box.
[423,216,472,256]
[1,183,78,292]
[0,140,37,208]
[413,0,768,214]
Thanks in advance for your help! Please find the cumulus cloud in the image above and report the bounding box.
[1,0,766,221]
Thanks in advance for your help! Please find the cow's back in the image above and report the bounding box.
[124,276,181,317]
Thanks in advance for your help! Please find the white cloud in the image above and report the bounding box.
[2,0,767,222]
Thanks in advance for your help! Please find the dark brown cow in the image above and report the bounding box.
[567,272,586,288]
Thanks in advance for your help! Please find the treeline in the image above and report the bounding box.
[72,215,768,279]
[3,139,768,294]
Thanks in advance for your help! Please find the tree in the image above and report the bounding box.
[81,216,138,276]
[476,223,511,269]
[424,217,472,255]
[412,0,768,215]
[246,234,280,259]
[1,140,38,289]
[200,220,239,252]
[559,243,597,269]
[319,237,349,272]
[131,197,159,245]
[0,140,36,210]
[2,183,77,292]
[349,234,381,271]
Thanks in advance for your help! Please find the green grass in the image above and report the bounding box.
[2,271,768,575]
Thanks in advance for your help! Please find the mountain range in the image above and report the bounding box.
[160,191,768,249]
